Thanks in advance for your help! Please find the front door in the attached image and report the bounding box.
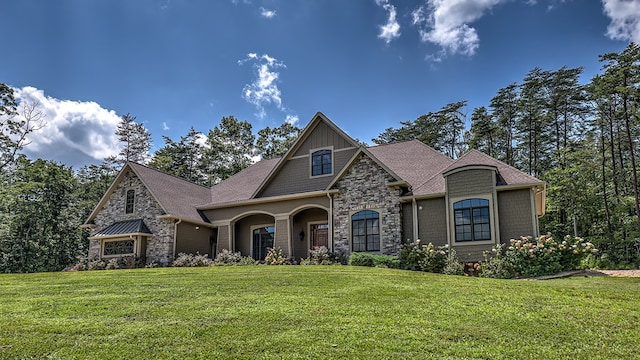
[310,223,329,249]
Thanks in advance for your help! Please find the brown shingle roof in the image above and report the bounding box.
[203,157,280,206]
[367,139,454,189]
[370,144,542,197]
[128,162,211,222]
[442,150,542,186]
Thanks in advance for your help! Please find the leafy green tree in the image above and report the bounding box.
[0,156,83,273]
[255,122,301,159]
[106,113,152,166]
[202,116,255,185]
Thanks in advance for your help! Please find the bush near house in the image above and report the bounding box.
[347,252,400,268]
[397,241,465,274]
[481,235,598,279]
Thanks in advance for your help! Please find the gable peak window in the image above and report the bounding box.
[351,210,380,252]
[125,189,135,214]
[311,149,332,176]
[454,198,491,242]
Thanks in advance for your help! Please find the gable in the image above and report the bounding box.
[255,113,359,198]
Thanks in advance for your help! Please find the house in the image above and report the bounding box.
[84,112,545,265]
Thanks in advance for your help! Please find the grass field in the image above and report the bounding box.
[0,266,638,359]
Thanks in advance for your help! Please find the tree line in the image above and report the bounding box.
[1,42,638,272]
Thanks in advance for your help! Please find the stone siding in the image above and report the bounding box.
[89,169,175,265]
[332,154,403,255]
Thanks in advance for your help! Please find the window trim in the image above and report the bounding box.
[250,223,276,260]
[448,195,496,246]
[102,238,137,258]
[309,146,334,178]
[350,209,381,253]
[125,189,136,214]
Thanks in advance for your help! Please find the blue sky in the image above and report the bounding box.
[1,0,639,168]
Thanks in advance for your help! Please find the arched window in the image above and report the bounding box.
[453,198,491,242]
[125,189,135,214]
[351,210,380,252]
[311,149,332,176]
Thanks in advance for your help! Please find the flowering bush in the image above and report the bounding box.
[264,247,292,265]
[173,252,211,267]
[213,249,242,265]
[481,235,598,278]
[300,246,341,265]
[398,240,461,274]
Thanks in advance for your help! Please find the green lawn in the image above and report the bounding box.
[0,266,638,359]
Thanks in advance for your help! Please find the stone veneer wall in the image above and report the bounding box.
[332,154,403,255]
[88,169,175,265]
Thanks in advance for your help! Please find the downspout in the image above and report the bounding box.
[327,192,333,252]
[412,198,419,243]
[173,218,182,260]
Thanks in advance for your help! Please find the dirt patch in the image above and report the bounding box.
[589,269,640,277]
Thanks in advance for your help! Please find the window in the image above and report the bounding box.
[252,225,275,260]
[311,149,332,176]
[351,210,380,252]
[103,239,135,256]
[454,198,491,242]
[125,189,135,214]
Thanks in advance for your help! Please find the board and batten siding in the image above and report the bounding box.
[259,148,357,197]
[292,121,355,156]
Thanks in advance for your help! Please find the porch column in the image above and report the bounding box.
[274,215,291,257]
[214,222,232,253]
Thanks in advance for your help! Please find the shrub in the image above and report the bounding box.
[348,252,376,267]
[348,253,399,268]
[398,240,451,273]
[238,256,258,266]
[173,252,212,267]
[301,246,342,265]
[264,247,291,265]
[213,249,243,265]
[481,235,598,279]
[73,255,143,271]
[442,249,464,276]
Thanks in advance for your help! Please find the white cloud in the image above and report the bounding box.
[260,7,276,18]
[239,53,287,119]
[376,0,401,44]
[13,86,121,167]
[602,0,640,43]
[162,122,170,130]
[285,114,299,125]
[412,0,507,58]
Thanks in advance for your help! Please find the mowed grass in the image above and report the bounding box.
[0,267,638,360]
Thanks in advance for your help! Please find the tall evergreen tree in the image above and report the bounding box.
[106,113,152,166]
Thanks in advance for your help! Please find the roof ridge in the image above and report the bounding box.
[128,161,211,190]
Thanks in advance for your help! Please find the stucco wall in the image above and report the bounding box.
[332,154,403,256]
